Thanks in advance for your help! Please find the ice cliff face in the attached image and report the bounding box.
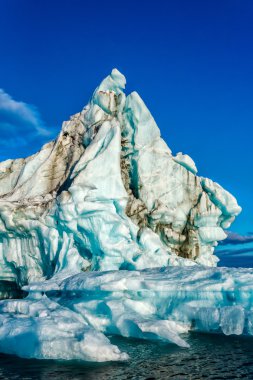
[0,69,241,290]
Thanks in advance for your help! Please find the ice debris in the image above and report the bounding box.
[0,266,252,361]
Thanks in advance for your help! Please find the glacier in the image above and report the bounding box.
[0,68,250,362]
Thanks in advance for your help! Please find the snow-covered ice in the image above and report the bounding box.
[0,293,128,361]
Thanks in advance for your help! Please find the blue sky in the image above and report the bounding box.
[0,0,252,248]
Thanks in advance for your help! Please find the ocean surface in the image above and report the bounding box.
[0,254,252,380]
[0,333,253,380]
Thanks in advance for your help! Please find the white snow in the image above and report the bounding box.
[0,294,128,361]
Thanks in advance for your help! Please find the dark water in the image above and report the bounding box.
[218,254,253,268]
[0,334,253,380]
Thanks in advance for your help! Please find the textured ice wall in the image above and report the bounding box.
[0,266,252,361]
[0,69,241,292]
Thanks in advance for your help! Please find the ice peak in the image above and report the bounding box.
[96,68,126,94]
[111,68,126,88]
[0,69,241,291]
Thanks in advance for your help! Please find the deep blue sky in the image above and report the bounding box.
[0,0,252,237]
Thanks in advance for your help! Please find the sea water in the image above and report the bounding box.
[0,333,252,379]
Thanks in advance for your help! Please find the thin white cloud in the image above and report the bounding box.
[0,88,51,135]
[218,247,253,256]
[220,231,253,245]
[0,89,58,159]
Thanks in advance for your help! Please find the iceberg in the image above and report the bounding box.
[0,69,241,287]
[0,69,248,362]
